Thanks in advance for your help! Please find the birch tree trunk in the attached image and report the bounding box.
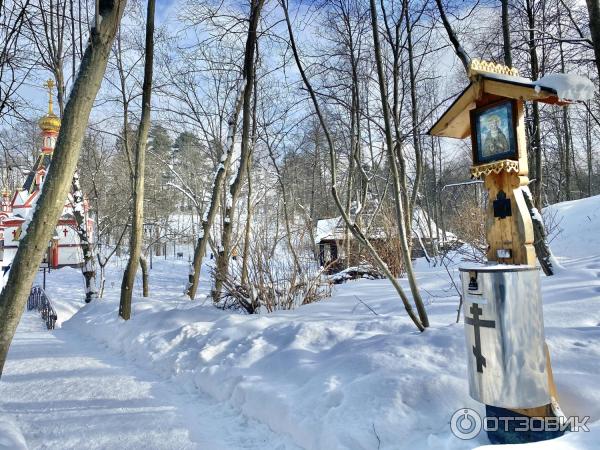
[185,88,246,299]
[119,0,155,320]
[71,170,97,303]
[33,0,98,303]
[0,0,126,378]
[212,0,265,300]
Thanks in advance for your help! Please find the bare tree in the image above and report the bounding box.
[212,0,265,301]
[0,0,127,378]
[586,0,600,78]
[119,0,155,320]
[369,0,429,327]
[185,0,265,300]
[280,0,426,331]
[0,0,31,122]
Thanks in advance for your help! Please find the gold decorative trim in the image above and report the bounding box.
[470,160,520,179]
[468,58,520,79]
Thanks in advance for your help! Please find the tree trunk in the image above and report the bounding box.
[523,188,554,275]
[434,0,470,71]
[267,141,302,276]
[71,170,97,303]
[370,0,429,327]
[344,94,355,269]
[586,0,600,79]
[241,57,259,286]
[0,0,126,378]
[185,87,246,299]
[240,168,252,286]
[531,102,543,206]
[562,107,571,201]
[140,255,149,297]
[405,2,423,240]
[557,18,571,201]
[586,104,593,196]
[525,0,543,207]
[501,0,512,67]
[56,67,66,117]
[213,0,265,301]
[119,0,155,320]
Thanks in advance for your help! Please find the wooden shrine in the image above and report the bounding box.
[429,59,580,443]
[430,59,571,267]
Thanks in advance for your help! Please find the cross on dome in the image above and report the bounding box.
[43,79,55,114]
[38,79,61,134]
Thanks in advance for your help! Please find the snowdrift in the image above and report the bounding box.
[36,195,600,448]
[544,195,600,259]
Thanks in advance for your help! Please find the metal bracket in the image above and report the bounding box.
[493,190,512,219]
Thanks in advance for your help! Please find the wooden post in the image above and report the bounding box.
[475,100,535,267]
[428,59,570,425]
[466,66,558,419]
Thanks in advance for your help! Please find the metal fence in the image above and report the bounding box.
[27,286,57,330]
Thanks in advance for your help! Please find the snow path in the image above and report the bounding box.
[0,311,296,450]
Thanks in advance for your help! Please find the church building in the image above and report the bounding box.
[0,80,92,273]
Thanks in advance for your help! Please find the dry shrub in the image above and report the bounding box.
[347,204,406,277]
[444,196,487,262]
[215,237,332,314]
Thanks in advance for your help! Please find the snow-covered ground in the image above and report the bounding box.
[1,195,599,449]
[0,414,26,450]
[0,309,296,449]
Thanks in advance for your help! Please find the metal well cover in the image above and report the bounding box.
[459,264,549,408]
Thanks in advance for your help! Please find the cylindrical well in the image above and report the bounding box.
[459,264,549,408]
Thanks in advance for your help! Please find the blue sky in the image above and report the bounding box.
[19,0,180,123]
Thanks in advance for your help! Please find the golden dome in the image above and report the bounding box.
[38,79,61,133]
[38,112,61,133]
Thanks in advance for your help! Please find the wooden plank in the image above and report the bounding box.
[484,172,535,266]
[429,75,570,139]
[429,83,480,138]
[515,101,529,175]
[483,79,554,102]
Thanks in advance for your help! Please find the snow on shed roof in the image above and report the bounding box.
[315,217,342,242]
[316,208,457,243]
